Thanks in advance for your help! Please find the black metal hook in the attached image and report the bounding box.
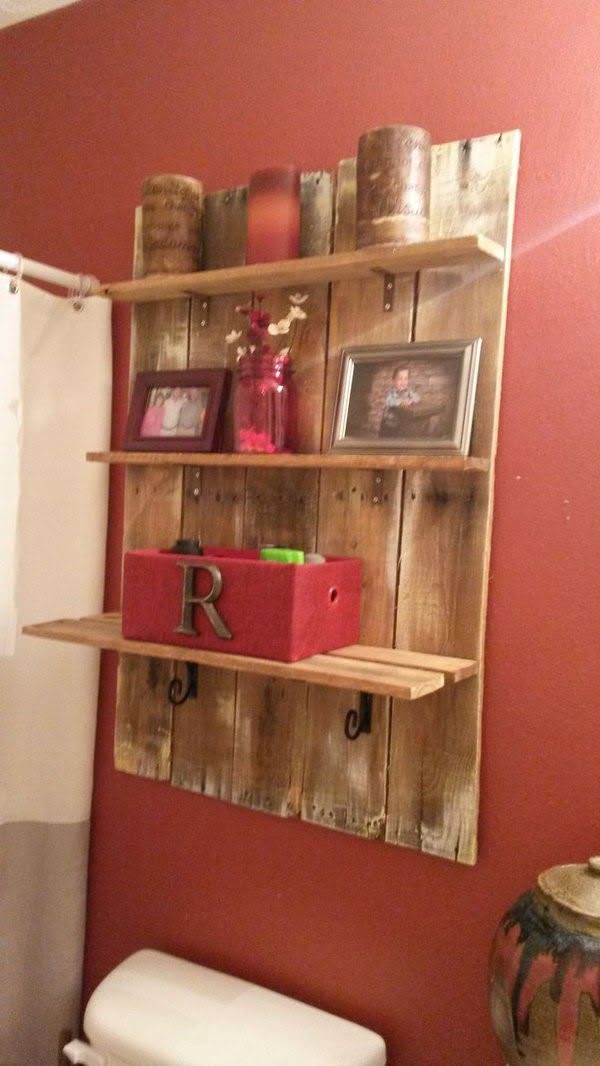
[168,662,199,706]
[344,692,373,741]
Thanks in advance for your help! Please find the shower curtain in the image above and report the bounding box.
[0,275,111,1063]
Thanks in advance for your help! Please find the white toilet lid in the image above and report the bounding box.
[84,949,386,1066]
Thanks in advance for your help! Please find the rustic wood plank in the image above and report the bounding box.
[232,172,334,818]
[22,615,446,700]
[202,184,247,271]
[231,467,319,815]
[299,170,335,258]
[301,159,413,839]
[93,234,504,303]
[23,135,519,861]
[170,186,249,800]
[231,675,309,817]
[108,137,517,857]
[386,130,520,863]
[114,208,189,779]
[87,450,490,472]
[188,184,250,547]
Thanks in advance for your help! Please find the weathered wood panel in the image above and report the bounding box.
[114,210,189,778]
[113,136,519,863]
[171,187,248,799]
[301,160,413,838]
[231,172,334,817]
[386,131,520,862]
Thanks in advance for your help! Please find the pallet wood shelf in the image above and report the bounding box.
[87,450,490,472]
[35,133,518,862]
[91,234,504,304]
[22,614,477,701]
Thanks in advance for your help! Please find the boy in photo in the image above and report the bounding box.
[379,364,421,437]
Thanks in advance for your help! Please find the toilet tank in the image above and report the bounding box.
[73,949,387,1065]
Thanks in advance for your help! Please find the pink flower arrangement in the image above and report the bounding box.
[225,291,309,367]
[237,428,277,453]
[229,292,307,454]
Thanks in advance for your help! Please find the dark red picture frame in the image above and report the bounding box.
[123,369,230,452]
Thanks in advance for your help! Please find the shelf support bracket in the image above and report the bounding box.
[344,691,373,740]
[198,298,210,328]
[371,470,384,505]
[168,662,198,706]
[383,273,395,312]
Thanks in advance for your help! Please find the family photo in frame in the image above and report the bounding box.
[330,340,482,455]
[124,368,230,453]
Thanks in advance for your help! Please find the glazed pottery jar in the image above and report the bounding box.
[489,857,600,1065]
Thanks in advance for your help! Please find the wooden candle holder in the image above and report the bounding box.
[141,173,203,274]
[356,124,431,247]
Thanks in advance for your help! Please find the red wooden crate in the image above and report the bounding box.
[122,547,361,662]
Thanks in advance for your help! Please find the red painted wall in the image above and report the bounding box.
[2,1,599,1061]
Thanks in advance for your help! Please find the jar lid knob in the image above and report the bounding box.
[588,857,600,875]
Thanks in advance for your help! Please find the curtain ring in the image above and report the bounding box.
[70,273,86,311]
[9,253,23,294]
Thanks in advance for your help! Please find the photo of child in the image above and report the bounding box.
[379,364,422,438]
[332,341,481,455]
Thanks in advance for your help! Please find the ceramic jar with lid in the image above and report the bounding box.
[489,857,600,1064]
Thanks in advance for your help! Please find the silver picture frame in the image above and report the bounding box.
[330,339,482,455]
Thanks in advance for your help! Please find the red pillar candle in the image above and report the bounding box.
[246,166,301,264]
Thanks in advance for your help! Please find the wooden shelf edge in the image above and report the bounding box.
[19,613,479,701]
[91,234,505,304]
[86,450,490,473]
[329,644,478,682]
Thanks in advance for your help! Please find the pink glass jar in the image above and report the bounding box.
[233,351,295,454]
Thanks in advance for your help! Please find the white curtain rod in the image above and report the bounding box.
[0,249,98,294]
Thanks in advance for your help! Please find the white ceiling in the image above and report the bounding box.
[0,0,82,29]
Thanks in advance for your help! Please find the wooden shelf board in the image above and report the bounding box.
[20,613,478,701]
[329,644,478,682]
[91,234,505,304]
[87,450,490,473]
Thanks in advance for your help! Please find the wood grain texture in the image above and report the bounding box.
[232,171,334,819]
[101,134,518,861]
[22,615,448,699]
[171,186,249,800]
[141,173,203,275]
[230,467,318,815]
[356,124,431,246]
[92,234,504,302]
[329,645,477,681]
[87,451,490,472]
[386,131,520,863]
[301,159,412,839]
[114,208,189,779]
